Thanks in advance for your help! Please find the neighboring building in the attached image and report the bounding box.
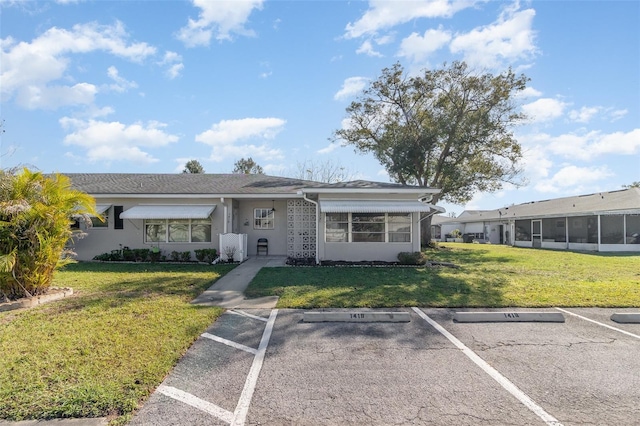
[66,173,443,262]
[431,188,640,252]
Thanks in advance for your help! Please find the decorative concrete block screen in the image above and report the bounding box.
[219,233,248,262]
[287,199,317,259]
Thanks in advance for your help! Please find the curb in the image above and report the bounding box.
[304,311,411,322]
[610,313,640,324]
[0,288,73,313]
[453,311,565,323]
[0,418,107,426]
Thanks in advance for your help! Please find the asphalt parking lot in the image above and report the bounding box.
[130,307,640,426]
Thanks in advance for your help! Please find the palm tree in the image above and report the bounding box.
[0,169,97,300]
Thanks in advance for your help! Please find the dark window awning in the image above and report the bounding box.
[120,205,216,220]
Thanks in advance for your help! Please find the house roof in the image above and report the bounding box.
[64,173,435,197]
[433,188,640,224]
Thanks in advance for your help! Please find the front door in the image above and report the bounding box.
[532,220,542,248]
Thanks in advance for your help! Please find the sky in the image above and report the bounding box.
[1,0,638,215]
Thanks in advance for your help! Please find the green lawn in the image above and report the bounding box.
[245,244,640,308]
[0,262,234,425]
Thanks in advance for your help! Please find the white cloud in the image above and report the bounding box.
[523,128,640,162]
[195,117,285,161]
[317,143,340,154]
[344,0,476,39]
[166,63,185,80]
[177,0,263,47]
[1,21,155,109]
[398,27,452,62]
[158,51,184,79]
[568,106,600,123]
[515,86,542,98]
[521,98,567,123]
[356,40,383,57]
[535,165,613,193]
[107,66,138,93]
[334,76,369,101]
[519,144,554,180]
[608,109,628,122]
[16,83,97,110]
[60,117,178,164]
[449,6,537,68]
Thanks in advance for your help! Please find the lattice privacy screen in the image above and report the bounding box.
[287,199,317,258]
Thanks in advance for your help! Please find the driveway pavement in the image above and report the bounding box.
[130,306,640,425]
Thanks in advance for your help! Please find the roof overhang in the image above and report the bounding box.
[319,200,442,213]
[120,205,216,220]
[303,187,440,195]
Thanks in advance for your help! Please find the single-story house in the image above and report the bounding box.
[432,188,640,252]
[66,173,443,262]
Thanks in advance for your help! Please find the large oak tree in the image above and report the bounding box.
[334,61,529,243]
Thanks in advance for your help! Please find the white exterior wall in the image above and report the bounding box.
[236,199,288,256]
[70,197,225,261]
[318,211,421,262]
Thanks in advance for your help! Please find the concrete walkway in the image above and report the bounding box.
[190,256,284,309]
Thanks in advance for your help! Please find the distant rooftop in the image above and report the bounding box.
[433,188,640,223]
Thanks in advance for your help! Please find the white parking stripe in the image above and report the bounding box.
[229,309,269,322]
[157,385,234,424]
[232,309,279,426]
[555,308,640,340]
[201,332,258,355]
[412,307,563,426]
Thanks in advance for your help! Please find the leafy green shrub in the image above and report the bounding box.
[93,252,111,261]
[170,251,181,262]
[397,251,427,265]
[194,248,218,263]
[121,248,135,261]
[0,169,97,299]
[133,248,150,261]
[180,251,192,262]
[149,247,161,262]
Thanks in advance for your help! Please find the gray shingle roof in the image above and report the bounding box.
[434,188,640,224]
[64,173,431,195]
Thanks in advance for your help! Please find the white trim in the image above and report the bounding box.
[320,200,439,213]
[304,187,439,195]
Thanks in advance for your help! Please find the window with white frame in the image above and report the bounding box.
[254,208,275,229]
[325,212,412,243]
[326,213,348,242]
[144,219,211,243]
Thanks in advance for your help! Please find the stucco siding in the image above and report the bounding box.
[236,199,288,256]
[70,197,224,261]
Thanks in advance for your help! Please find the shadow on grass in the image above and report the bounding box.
[246,266,508,308]
[49,262,236,314]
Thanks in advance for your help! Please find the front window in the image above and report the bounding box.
[326,213,348,242]
[254,208,274,229]
[352,213,385,242]
[325,212,412,243]
[145,220,166,242]
[145,219,211,243]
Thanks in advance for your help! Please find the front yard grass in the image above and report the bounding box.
[245,244,640,308]
[0,262,235,425]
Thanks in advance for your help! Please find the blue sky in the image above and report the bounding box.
[1,0,638,215]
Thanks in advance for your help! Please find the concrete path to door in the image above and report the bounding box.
[190,256,285,309]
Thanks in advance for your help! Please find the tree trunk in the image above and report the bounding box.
[420,214,434,248]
